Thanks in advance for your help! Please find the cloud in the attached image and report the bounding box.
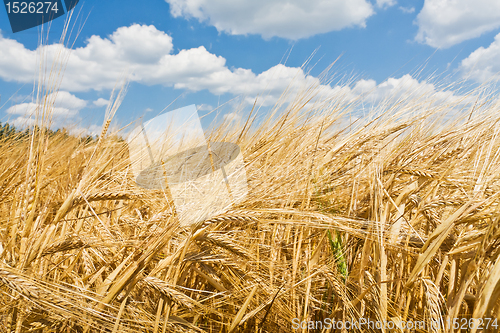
[6,91,86,116]
[6,91,87,128]
[0,32,37,83]
[54,91,87,110]
[376,0,397,8]
[399,6,415,14]
[11,116,36,128]
[93,98,109,107]
[197,104,213,111]
[460,32,500,82]
[0,24,469,116]
[165,0,374,40]
[69,124,102,137]
[352,78,377,95]
[0,24,340,107]
[351,75,468,106]
[7,102,57,116]
[223,112,240,122]
[415,0,500,48]
[0,25,175,91]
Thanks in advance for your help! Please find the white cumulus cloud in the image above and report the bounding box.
[415,0,500,48]
[6,91,87,128]
[460,32,500,82]
[223,112,240,122]
[69,124,102,137]
[197,104,213,111]
[93,98,109,107]
[399,6,415,14]
[0,24,471,117]
[376,0,397,8]
[165,0,374,39]
[0,24,341,107]
[351,75,467,106]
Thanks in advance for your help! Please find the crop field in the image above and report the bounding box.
[1,31,500,333]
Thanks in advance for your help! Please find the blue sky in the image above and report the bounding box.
[1,0,500,135]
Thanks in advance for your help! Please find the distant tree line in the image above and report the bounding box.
[0,122,95,143]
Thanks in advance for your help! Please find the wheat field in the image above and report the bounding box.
[2,27,500,333]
